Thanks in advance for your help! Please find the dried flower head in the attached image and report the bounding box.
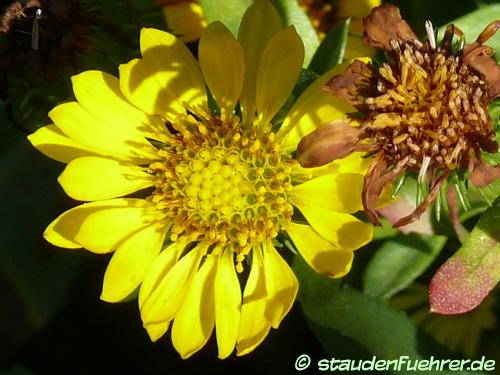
[0,0,97,83]
[298,4,500,227]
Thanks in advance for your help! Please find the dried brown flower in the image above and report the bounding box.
[297,4,500,227]
[0,0,98,86]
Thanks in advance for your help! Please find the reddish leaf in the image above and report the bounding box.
[429,201,500,314]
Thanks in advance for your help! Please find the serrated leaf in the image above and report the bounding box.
[308,18,350,74]
[199,0,253,36]
[293,256,483,375]
[429,198,500,315]
[363,233,447,299]
[271,0,320,66]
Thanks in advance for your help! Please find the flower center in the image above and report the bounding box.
[148,112,294,270]
[363,40,497,171]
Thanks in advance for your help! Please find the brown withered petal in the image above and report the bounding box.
[1,2,25,33]
[296,120,374,168]
[463,21,500,99]
[361,3,417,50]
[362,152,408,226]
[470,159,500,188]
[362,152,388,225]
[323,59,373,109]
[441,24,463,51]
[393,172,450,227]
[463,45,500,99]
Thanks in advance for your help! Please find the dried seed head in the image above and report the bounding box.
[363,39,497,172]
[298,3,500,226]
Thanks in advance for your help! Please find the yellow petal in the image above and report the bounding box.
[291,173,364,213]
[238,0,282,122]
[145,320,171,342]
[338,0,381,18]
[162,2,206,43]
[140,245,204,324]
[286,222,354,278]
[293,151,371,178]
[74,200,156,254]
[49,102,156,163]
[236,248,270,356]
[294,202,373,251]
[100,222,168,303]
[278,61,357,151]
[71,70,164,140]
[345,34,376,60]
[171,255,217,359]
[199,22,244,114]
[28,124,101,163]
[119,58,185,120]
[263,243,298,328]
[43,198,143,249]
[256,26,304,126]
[138,243,180,308]
[58,156,155,201]
[330,151,372,174]
[140,28,207,112]
[214,250,241,359]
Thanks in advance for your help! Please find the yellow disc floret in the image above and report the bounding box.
[148,111,294,271]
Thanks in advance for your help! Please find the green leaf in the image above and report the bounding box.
[438,4,500,61]
[271,0,320,66]
[372,218,399,240]
[293,256,483,375]
[429,198,500,314]
[363,233,447,299]
[199,0,253,36]
[490,100,500,131]
[292,68,319,97]
[0,365,36,375]
[6,74,71,133]
[308,18,350,74]
[0,124,85,330]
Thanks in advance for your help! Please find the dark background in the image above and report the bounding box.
[1,0,499,374]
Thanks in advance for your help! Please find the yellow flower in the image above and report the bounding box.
[28,0,372,359]
[158,0,380,58]
[299,0,381,59]
[157,0,206,43]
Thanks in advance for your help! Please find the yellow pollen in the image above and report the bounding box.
[148,112,295,271]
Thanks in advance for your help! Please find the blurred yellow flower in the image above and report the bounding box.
[157,0,206,42]
[29,0,371,359]
[158,0,380,58]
